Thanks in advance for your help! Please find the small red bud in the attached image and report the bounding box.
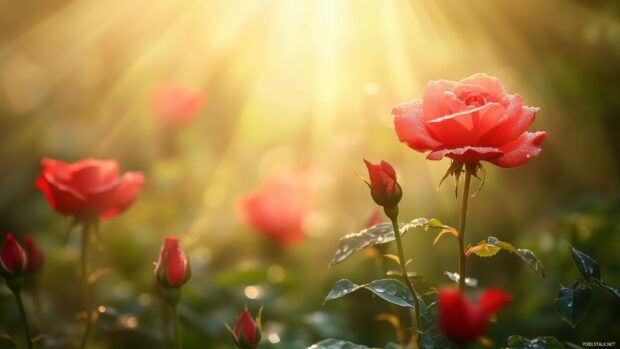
[0,234,28,278]
[363,159,403,208]
[231,307,262,349]
[154,237,190,288]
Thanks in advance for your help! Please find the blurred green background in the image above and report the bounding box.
[1,0,619,348]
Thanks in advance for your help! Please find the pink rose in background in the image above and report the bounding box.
[237,166,314,246]
[151,84,204,127]
[393,73,547,167]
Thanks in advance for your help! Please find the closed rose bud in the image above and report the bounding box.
[154,237,190,288]
[231,307,262,349]
[438,288,512,344]
[24,235,44,274]
[364,159,402,208]
[0,234,28,278]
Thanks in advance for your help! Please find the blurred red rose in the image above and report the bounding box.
[365,208,383,228]
[231,307,262,349]
[0,234,27,278]
[36,158,144,222]
[154,236,191,288]
[24,234,44,274]
[237,166,314,246]
[364,159,402,208]
[151,84,204,127]
[393,73,547,167]
[438,287,512,344]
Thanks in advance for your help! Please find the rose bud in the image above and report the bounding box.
[363,160,402,209]
[154,237,191,289]
[24,235,44,274]
[35,158,144,223]
[0,234,28,278]
[231,307,262,349]
[393,73,546,167]
[438,287,512,344]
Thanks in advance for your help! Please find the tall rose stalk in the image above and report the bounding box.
[35,158,144,348]
[1,235,33,349]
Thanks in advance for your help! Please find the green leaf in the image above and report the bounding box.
[307,339,372,349]
[570,246,601,282]
[466,242,501,257]
[419,333,458,349]
[433,228,455,244]
[427,218,444,228]
[324,279,416,308]
[384,343,403,349]
[506,335,564,349]
[366,279,416,308]
[515,248,546,278]
[555,282,592,328]
[330,218,434,266]
[480,236,545,278]
[598,282,620,300]
[444,271,478,287]
[325,279,360,302]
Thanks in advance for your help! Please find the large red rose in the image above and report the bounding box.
[237,166,314,246]
[393,73,547,167]
[36,158,144,221]
[151,84,204,127]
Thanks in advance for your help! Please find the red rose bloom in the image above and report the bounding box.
[151,84,204,126]
[232,307,261,349]
[438,288,512,344]
[24,235,44,274]
[154,237,190,288]
[393,73,547,167]
[0,234,28,278]
[36,158,144,222]
[364,160,402,208]
[237,166,314,246]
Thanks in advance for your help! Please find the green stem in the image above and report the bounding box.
[13,289,33,349]
[79,223,92,349]
[160,299,170,349]
[170,304,183,349]
[79,312,95,349]
[457,170,472,293]
[386,207,422,345]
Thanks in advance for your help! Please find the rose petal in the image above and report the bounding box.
[478,95,538,147]
[427,146,503,163]
[489,131,547,168]
[457,73,507,100]
[479,289,512,316]
[422,80,456,120]
[393,101,443,152]
[93,172,144,220]
[41,158,72,186]
[69,159,119,193]
[425,103,502,148]
[35,172,86,215]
